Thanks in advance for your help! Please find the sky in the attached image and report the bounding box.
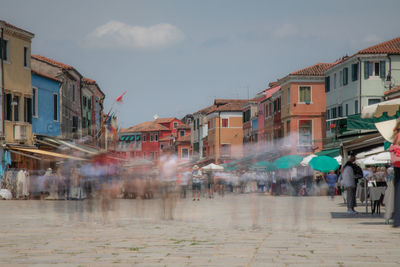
[1,0,400,127]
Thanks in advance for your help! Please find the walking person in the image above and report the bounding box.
[325,170,337,199]
[191,165,202,201]
[389,121,400,227]
[342,153,358,214]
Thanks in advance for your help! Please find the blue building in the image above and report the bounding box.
[31,70,61,136]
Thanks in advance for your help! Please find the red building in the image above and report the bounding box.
[118,117,190,161]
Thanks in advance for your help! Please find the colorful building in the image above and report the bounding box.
[31,70,61,136]
[205,99,249,163]
[324,37,400,140]
[279,62,333,154]
[31,55,82,139]
[191,105,213,160]
[0,20,35,147]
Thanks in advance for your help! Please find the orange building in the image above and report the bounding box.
[205,99,249,164]
[278,63,333,155]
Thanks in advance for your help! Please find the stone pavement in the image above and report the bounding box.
[0,194,399,266]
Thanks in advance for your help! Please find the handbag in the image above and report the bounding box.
[389,144,400,167]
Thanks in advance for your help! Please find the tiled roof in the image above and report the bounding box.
[195,105,215,115]
[265,85,281,99]
[290,62,335,76]
[268,81,280,88]
[214,99,249,106]
[31,70,61,83]
[82,77,97,85]
[208,102,248,114]
[32,54,74,70]
[384,86,400,96]
[124,121,170,133]
[154,117,177,124]
[358,37,400,55]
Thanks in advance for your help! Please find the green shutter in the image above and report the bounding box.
[325,76,330,92]
[364,61,369,79]
[380,61,386,79]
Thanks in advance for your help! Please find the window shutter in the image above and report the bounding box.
[325,77,330,92]
[364,61,369,79]
[380,61,386,79]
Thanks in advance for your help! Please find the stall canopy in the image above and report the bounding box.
[315,148,340,158]
[347,113,398,130]
[9,147,86,161]
[361,98,400,118]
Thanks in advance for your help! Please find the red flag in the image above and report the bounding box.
[115,91,127,102]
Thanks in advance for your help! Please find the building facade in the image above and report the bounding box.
[31,70,61,136]
[0,20,35,146]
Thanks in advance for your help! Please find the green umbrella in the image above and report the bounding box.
[273,155,303,169]
[309,156,339,173]
[251,160,276,171]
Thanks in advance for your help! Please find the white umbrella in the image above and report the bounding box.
[375,119,398,143]
[300,154,316,166]
[334,155,342,165]
[202,163,224,171]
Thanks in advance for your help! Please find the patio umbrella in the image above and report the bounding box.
[251,160,276,171]
[273,155,303,169]
[202,163,224,172]
[375,119,398,143]
[309,156,340,173]
[300,154,316,166]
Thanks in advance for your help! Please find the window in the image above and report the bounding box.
[346,104,349,116]
[53,94,58,121]
[351,63,359,81]
[365,61,386,78]
[325,76,330,92]
[83,96,87,107]
[299,120,312,145]
[334,73,337,89]
[286,120,290,135]
[331,107,337,119]
[343,67,348,85]
[222,118,228,128]
[72,116,78,132]
[368,98,381,106]
[193,119,196,131]
[24,97,32,124]
[88,98,92,110]
[327,109,330,120]
[221,144,231,157]
[207,121,210,129]
[143,134,146,142]
[32,87,38,117]
[277,97,281,111]
[355,100,359,114]
[155,134,158,141]
[72,85,75,101]
[287,88,290,104]
[180,130,185,137]
[197,119,199,130]
[173,122,178,129]
[338,106,342,117]
[0,39,9,61]
[181,148,189,159]
[150,134,154,142]
[299,86,311,103]
[13,95,20,122]
[24,46,29,67]
[5,93,11,121]
[339,71,343,86]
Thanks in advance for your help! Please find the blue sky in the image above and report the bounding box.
[1,0,400,127]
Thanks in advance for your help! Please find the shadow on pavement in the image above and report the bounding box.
[330,212,384,219]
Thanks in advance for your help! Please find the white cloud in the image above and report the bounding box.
[83,20,184,49]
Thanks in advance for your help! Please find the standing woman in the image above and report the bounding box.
[389,121,400,227]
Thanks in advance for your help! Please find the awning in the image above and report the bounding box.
[315,148,340,158]
[44,138,99,155]
[361,98,400,118]
[347,113,398,130]
[9,147,86,161]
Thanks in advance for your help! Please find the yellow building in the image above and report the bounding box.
[0,20,35,146]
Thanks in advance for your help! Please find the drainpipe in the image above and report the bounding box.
[388,54,392,92]
[1,25,4,139]
[358,57,362,114]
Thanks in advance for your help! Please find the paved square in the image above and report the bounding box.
[0,194,399,266]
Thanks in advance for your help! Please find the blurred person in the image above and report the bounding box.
[389,121,400,227]
[56,167,66,200]
[159,150,179,219]
[45,168,58,200]
[179,170,190,199]
[206,172,215,199]
[325,170,337,199]
[384,166,395,224]
[191,165,202,201]
[215,172,226,197]
[342,154,358,214]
